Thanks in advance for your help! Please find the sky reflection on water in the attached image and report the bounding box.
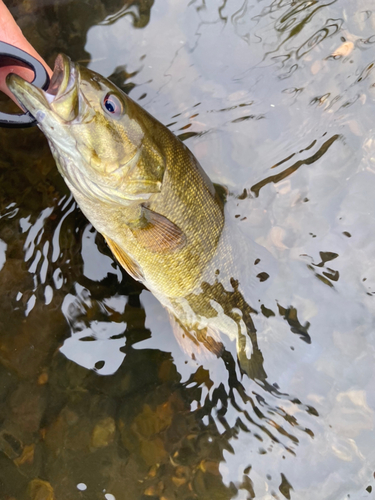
[1,0,375,499]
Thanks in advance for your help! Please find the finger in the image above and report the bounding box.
[0,1,52,105]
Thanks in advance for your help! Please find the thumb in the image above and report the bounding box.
[0,0,52,106]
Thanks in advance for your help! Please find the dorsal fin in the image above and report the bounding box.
[130,206,186,253]
[104,235,144,282]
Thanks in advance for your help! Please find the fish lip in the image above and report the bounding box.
[6,72,51,114]
[46,54,74,101]
[6,53,75,117]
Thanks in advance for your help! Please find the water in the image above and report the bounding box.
[1,0,375,498]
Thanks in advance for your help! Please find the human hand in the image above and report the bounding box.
[0,0,52,106]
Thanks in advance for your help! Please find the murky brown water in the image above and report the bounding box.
[1,0,375,499]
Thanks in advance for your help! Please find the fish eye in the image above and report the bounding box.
[102,93,123,117]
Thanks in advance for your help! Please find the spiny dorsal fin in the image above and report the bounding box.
[130,206,186,253]
[104,235,144,282]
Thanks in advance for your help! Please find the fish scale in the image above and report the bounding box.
[7,53,274,366]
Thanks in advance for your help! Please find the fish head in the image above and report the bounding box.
[6,54,165,205]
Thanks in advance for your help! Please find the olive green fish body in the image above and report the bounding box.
[56,93,225,299]
[7,55,272,360]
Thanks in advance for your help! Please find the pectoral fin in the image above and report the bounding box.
[104,235,144,282]
[130,206,186,253]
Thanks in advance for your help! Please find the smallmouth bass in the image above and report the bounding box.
[7,55,275,374]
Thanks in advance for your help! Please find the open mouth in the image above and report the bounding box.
[45,54,76,103]
[6,53,78,121]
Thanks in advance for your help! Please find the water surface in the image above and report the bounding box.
[1,0,375,499]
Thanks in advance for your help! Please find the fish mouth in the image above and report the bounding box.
[6,54,79,122]
[46,54,74,99]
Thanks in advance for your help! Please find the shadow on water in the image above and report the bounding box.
[2,0,375,499]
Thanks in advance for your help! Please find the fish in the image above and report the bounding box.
[7,54,276,378]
